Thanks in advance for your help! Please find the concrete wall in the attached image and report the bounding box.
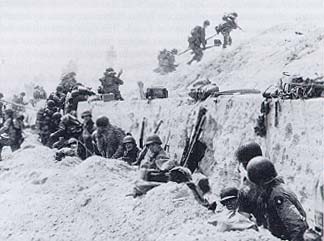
[78,96,324,215]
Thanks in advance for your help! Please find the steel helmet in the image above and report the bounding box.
[235,142,262,169]
[145,134,162,146]
[52,112,62,120]
[231,12,238,17]
[105,67,114,74]
[247,156,278,185]
[56,85,63,92]
[220,187,239,204]
[46,100,56,108]
[67,138,78,145]
[123,135,136,144]
[81,110,92,119]
[203,20,210,26]
[96,115,109,127]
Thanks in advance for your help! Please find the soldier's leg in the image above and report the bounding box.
[229,35,232,46]
[114,90,124,101]
[222,32,229,48]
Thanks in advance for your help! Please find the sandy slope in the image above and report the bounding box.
[145,22,324,98]
[0,134,279,241]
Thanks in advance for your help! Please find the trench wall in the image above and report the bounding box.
[79,96,324,214]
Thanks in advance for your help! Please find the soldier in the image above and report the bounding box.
[139,134,176,179]
[91,116,125,158]
[65,85,95,114]
[208,186,258,231]
[12,113,25,150]
[13,92,27,112]
[48,112,82,149]
[33,85,47,100]
[247,156,308,240]
[36,100,58,145]
[187,20,210,65]
[98,68,124,100]
[59,72,77,94]
[156,49,178,73]
[133,134,176,197]
[113,135,141,165]
[215,12,238,49]
[235,142,264,224]
[0,109,17,161]
[80,110,96,158]
[48,85,66,111]
[50,112,62,133]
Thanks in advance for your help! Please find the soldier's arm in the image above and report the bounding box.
[274,195,308,241]
[112,146,124,159]
[0,119,10,134]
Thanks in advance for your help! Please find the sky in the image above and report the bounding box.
[0,0,323,96]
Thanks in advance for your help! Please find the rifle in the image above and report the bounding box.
[139,117,146,149]
[206,33,217,41]
[180,107,207,173]
[164,130,171,152]
[177,48,190,56]
[237,25,244,31]
[135,119,164,166]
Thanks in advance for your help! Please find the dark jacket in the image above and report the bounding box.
[113,145,141,165]
[258,179,308,241]
[92,125,125,158]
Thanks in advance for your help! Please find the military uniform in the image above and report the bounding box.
[247,157,308,241]
[140,147,174,171]
[36,107,58,145]
[92,125,125,158]
[48,113,82,148]
[216,13,238,48]
[238,176,264,225]
[81,117,96,158]
[187,26,206,64]
[0,113,17,160]
[12,116,24,150]
[99,69,124,100]
[257,182,308,241]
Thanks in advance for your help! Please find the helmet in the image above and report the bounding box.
[171,48,178,55]
[96,115,109,127]
[67,138,78,145]
[231,12,238,17]
[203,20,210,26]
[4,109,14,116]
[20,92,26,96]
[52,112,62,120]
[17,114,25,120]
[145,134,162,146]
[247,157,278,185]
[123,135,136,144]
[220,187,239,204]
[81,110,92,118]
[46,100,56,108]
[105,67,114,73]
[235,142,262,169]
[56,85,63,92]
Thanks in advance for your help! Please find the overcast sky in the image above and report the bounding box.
[0,0,323,95]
